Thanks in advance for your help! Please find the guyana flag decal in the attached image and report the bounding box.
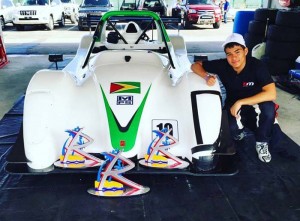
[110,82,141,94]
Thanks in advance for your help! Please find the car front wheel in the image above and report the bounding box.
[213,21,221,29]
[182,16,191,29]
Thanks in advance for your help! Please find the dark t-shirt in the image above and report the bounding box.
[202,57,273,107]
[224,1,230,11]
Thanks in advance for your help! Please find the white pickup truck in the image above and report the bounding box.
[13,0,65,31]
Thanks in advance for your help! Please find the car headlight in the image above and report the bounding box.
[188,9,197,14]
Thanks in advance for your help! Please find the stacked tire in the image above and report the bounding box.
[244,8,278,52]
[262,10,300,77]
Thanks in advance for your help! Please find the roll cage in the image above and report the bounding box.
[82,10,175,69]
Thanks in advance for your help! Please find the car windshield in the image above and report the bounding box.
[121,0,137,7]
[82,0,109,7]
[143,0,163,7]
[61,0,72,3]
[23,0,49,5]
[122,0,136,4]
[187,0,210,4]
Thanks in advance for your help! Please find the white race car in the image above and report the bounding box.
[13,11,235,175]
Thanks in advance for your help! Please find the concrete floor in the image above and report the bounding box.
[0,52,299,146]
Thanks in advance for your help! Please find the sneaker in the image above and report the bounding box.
[256,142,272,163]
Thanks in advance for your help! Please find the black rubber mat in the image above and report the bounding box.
[0,96,300,221]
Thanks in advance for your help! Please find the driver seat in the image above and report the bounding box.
[121,22,144,44]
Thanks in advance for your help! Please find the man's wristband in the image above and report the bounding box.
[205,72,212,81]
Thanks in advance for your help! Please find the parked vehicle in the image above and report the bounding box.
[61,0,79,23]
[0,0,15,29]
[138,0,168,16]
[175,0,222,29]
[120,0,138,10]
[13,0,65,31]
[78,0,113,31]
[120,0,168,16]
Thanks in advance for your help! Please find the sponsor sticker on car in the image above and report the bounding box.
[117,95,133,105]
[110,82,141,94]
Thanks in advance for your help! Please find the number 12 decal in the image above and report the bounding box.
[152,119,179,140]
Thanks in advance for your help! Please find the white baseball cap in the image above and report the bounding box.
[222,33,246,48]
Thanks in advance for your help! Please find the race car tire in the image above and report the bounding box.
[244,32,264,52]
[275,10,300,28]
[46,16,54,30]
[248,20,268,35]
[254,8,278,23]
[261,56,295,76]
[265,40,300,60]
[267,24,300,42]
